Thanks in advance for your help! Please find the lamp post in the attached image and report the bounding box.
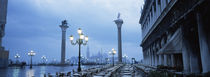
[131,58,135,65]
[14,54,20,64]
[69,28,88,72]
[109,48,116,66]
[123,54,128,64]
[105,58,109,64]
[28,50,36,69]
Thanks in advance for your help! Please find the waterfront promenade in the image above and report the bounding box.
[44,64,147,77]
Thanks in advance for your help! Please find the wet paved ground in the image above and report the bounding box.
[117,64,145,77]
[0,65,95,77]
[0,65,146,77]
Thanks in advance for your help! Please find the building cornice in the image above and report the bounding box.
[139,0,153,24]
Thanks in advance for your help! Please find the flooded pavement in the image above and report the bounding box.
[0,65,95,77]
[0,65,147,77]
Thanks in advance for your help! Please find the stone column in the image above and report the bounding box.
[149,49,152,66]
[142,51,144,63]
[171,54,175,67]
[159,55,162,65]
[183,40,201,73]
[157,55,159,66]
[168,55,171,67]
[161,54,164,65]
[114,13,123,63]
[155,52,158,66]
[145,51,148,65]
[147,51,150,65]
[153,51,156,66]
[151,51,154,66]
[189,50,201,73]
[163,54,167,66]
[196,12,210,73]
[153,50,156,66]
[182,43,190,73]
[144,52,146,65]
[145,54,147,65]
[150,50,152,65]
[148,50,150,65]
[60,20,69,64]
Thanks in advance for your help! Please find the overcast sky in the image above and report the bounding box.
[3,0,144,63]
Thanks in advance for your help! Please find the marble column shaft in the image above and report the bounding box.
[164,54,167,66]
[171,54,175,67]
[196,12,210,73]
[61,30,66,64]
[117,27,122,63]
[151,50,154,66]
[60,22,68,64]
[182,40,191,73]
[114,18,123,63]
[159,55,163,65]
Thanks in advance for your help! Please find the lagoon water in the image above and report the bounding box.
[0,65,95,77]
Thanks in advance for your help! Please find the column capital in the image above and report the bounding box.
[114,19,123,28]
[60,20,69,31]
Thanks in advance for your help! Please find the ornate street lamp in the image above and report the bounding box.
[28,50,36,69]
[109,48,116,66]
[69,28,88,72]
[14,54,20,64]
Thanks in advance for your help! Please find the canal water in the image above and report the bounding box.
[0,65,96,77]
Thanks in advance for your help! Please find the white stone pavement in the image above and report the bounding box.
[46,64,147,77]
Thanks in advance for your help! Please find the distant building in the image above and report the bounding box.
[140,0,210,73]
[0,0,9,68]
[85,50,108,63]
[86,46,90,59]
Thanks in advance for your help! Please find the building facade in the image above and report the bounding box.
[0,0,9,68]
[140,0,210,73]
